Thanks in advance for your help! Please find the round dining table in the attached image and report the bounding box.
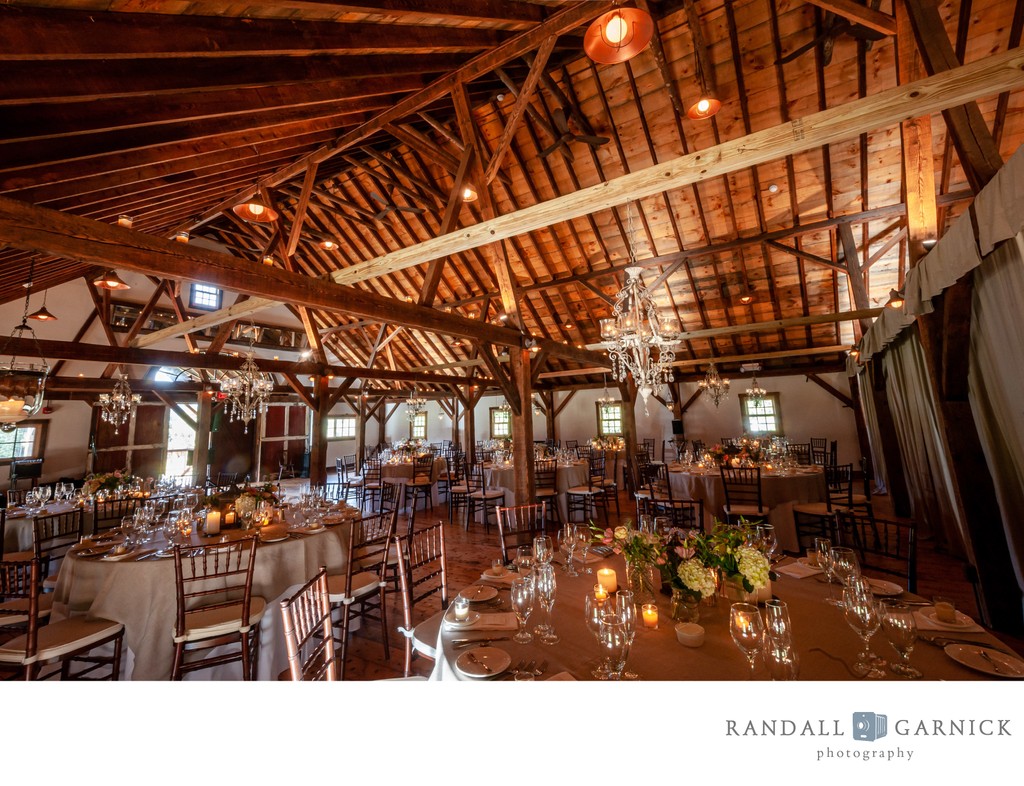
[484,460,588,522]
[3,501,86,552]
[50,507,358,680]
[381,456,447,508]
[426,554,1012,681]
[667,465,825,553]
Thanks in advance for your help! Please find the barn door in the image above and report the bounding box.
[90,402,168,479]
[209,407,256,482]
[260,403,309,480]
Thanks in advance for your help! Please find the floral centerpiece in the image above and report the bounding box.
[82,469,137,497]
[594,521,665,603]
[233,482,280,518]
[393,438,424,458]
[664,519,770,603]
[591,436,624,451]
[709,437,765,466]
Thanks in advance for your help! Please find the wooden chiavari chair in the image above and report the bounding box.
[360,457,383,512]
[496,503,547,565]
[92,496,140,534]
[720,466,769,525]
[395,522,448,677]
[466,464,503,532]
[837,510,917,593]
[279,567,338,681]
[170,536,264,680]
[34,508,84,592]
[402,453,436,524]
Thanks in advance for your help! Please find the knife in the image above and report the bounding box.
[450,636,510,645]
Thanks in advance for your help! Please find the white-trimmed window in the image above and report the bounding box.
[409,411,427,440]
[326,416,356,440]
[0,422,45,463]
[489,407,511,439]
[189,284,223,310]
[740,393,782,435]
[597,402,623,436]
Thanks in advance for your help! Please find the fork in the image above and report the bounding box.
[532,660,548,677]
[978,649,1005,675]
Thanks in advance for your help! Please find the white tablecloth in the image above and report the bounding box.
[484,461,588,522]
[382,457,447,510]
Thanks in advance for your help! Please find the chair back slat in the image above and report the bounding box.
[34,508,85,578]
[93,497,141,533]
[837,510,917,593]
[496,503,546,563]
[280,566,337,681]
[720,466,764,511]
[172,536,259,639]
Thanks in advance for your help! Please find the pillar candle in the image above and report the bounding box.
[597,568,617,594]
[205,510,221,536]
[224,510,236,526]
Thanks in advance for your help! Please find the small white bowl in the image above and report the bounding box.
[675,622,704,647]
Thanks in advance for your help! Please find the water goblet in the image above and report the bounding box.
[830,547,861,595]
[842,586,886,679]
[814,537,840,606]
[612,590,640,679]
[880,600,923,679]
[559,525,578,577]
[763,639,800,681]
[598,613,631,680]
[730,602,764,679]
[759,524,779,566]
[584,592,610,678]
[514,545,534,576]
[534,564,559,645]
[762,598,793,647]
[510,576,534,644]
[533,535,554,566]
[575,526,594,574]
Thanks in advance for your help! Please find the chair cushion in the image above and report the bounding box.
[172,597,267,643]
[850,494,870,505]
[43,574,59,591]
[0,616,123,665]
[535,487,557,497]
[3,549,32,561]
[470,490,504,500]
[0,593,54,626]
[724,504,769,516]
[567,486,599,495]
[449,485,470,494]
[326,571,381,604]
[793,502,832,516]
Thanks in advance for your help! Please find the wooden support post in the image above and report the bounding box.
[541,390,556,444]
[193,388,213,485]
[509,348,534,504]
[355,394,367,469]
[463,388,479,464]
[617,380,640,497]
[308,375,331,486]
[846,373,874,479]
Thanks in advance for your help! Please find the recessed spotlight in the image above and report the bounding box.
[767,184,779,194]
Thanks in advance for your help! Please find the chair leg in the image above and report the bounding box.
[171,641,185,681]
[379,590,390,661]
[240,630,251,681]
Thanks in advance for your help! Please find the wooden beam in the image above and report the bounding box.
[419,145,473,305]
[509,348,535,503]
[285,161,320,258]
[665,308,883,342]
[804,373,854,408]
[283,373,316,410]
[672,345,848,367]
[553,390,577,418]
[312,48,1024,287]
[765,239,849,274]
[0,194,606,367]
[802,0,897,35]
[483,34,557,184]
[477,343,520,415]
[837,223,875,335]
[153,391,198,431]
[679,388,703,414]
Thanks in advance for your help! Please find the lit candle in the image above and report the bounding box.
[205,510,221,536]
[642,604,659,629]
[597,568,618,594]
[594,584,609,603]
[224,509,236,526]
[117,214,133,228]
[454,597,470,621]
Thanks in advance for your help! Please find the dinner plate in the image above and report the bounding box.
[459,585,498,603]
[920,607,975,629]
[153,549,175,559]
[481,567,511,579]
[455,646,511,679]
[444,609,481,629]
[944,644,1024,678]
[260,534,290,543]
[867,578,903,597]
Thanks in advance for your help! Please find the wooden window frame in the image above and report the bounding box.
[595,402,623,437]
[0,420,48,465]
[739,393,783,436]
[326,415,356,441]
[489,406,511,439]
[409,411,427,440]
[189,283,223,311]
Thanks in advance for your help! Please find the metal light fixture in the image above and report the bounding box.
[597,372,616,404]
[498,397,512,414]
[98,368,141,435]
[849,345,861,360]
[28,287,57,322]
[233,146,280,223]
[407,385,427,420]
[698,361,730,408]
[887,288,905,310]
[0,261,49,432]
[746,369,767,406]
[462,184,478,203]
[93,270,131,290]
[218,325,273,434]
[583,6,654,64]
[599,203,680,412]
[685,2,722,120]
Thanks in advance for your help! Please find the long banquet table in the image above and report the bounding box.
[427,554,1013,681]
[51,514,355,680]
[668,465,825,552]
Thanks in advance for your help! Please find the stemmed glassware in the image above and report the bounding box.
[510,576,535,644]
[814,537,840,606]
[730,602,765,679]
[759,524,779,567]
[533,535,553,566]
[514,545,534,576]
[559,525,579,577]
[613,589,639,679]
[584,592,609,678]
[533,564,559,644]
[575,526,593,574]
[597,613,631,680]
[842,585,886,678]
[830,547,861,596]
[881,599,922,678]
[762,599,799,680]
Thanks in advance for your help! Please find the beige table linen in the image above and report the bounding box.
[484,461,588,522]
[429,555,1010,681]
[382,457,447,509]
[669,468,825,552]
[51,523,351,680]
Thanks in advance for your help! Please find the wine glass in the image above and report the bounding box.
[514,545,534,576]
[575,526,594,574]
[613,590,639,680]
[830,547,861,595]
[584,593,610,679]
[533,535,553,566]
[533,564,559,645]
[510,576,535,644]
[842,586,886,678]
[763,598,792,646]
[814,537,841,606]
[759,524,779,566]
[730,602,764,679]
[560,525,578,577]
[597,612,631,680]
[763,639,800,680]
[183,492,200,515]
[880,600,923,679]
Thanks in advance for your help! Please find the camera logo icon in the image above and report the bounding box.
[852,712,888,741]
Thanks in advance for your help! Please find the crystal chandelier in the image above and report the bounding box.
[596,373,616,404]
[407,385,427,420]
[747,372,767,406]
[498,397,511,414]
[698,361,730,408]
[98,369,141,435]
[599,203,680,412]
[218,328,273,434]
[0,260,49,432]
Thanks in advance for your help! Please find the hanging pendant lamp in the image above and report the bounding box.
[583,6,654,64]
[232,145,279,224]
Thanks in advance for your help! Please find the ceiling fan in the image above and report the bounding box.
[540,107,609,161]
[369,185,426,221]
[775,5,887,67]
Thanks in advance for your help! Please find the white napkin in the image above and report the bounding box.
[914,609,984,633]
[776,561,823,579]
[445,612,518,632]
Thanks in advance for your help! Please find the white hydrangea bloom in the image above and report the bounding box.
[736,545,770,589]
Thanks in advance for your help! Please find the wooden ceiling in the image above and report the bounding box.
[1,0,1022,390]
